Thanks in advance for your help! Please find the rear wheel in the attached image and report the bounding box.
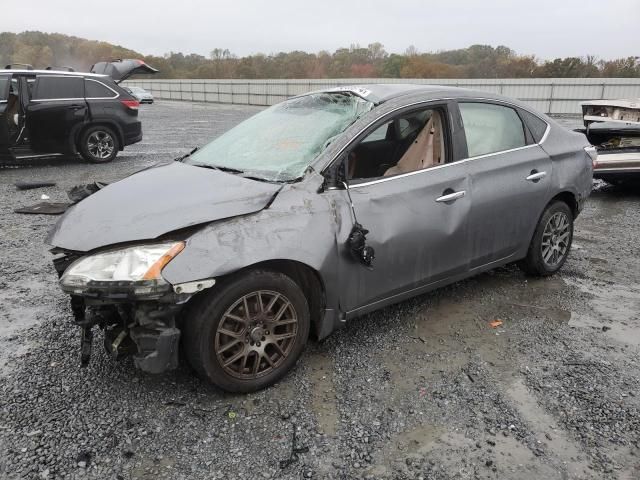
[518,201,573,276]
[79,126,119,163]
[182,270,310,392]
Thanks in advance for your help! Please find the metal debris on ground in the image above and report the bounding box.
[14,202,72,215]
[14,181,56,190]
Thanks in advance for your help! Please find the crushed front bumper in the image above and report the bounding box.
[53,252,194,374]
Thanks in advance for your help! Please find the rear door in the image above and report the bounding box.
[459,101,552,269]
[26,75,87,153]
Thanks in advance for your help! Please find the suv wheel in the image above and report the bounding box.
[182,270,310,392]
[518,200,574,276]
[79,126,119,163]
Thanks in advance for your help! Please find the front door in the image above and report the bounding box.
[332,105,471,314]
[457,101,552,268]
[26,75,87,153]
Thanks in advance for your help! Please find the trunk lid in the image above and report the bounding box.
[90,59,158,84]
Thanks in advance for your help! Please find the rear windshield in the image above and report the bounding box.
[0,75,9,100]
[186,92,374,182]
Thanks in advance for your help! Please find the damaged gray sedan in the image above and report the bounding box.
[47,85,593,392]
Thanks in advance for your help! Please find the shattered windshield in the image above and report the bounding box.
[186,92,374,181]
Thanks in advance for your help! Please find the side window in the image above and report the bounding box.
[519,109,548,143]
[33,76,84,100]
[349,108,447,181]
[85,79,116,99]
[459,103,526,157]
[360,123,389,143]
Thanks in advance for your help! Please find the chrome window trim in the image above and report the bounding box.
[85,78,120,100]
[323,95,551,190]
[31,97,85,102]
[539,123,551,144]
[349,144,538,189]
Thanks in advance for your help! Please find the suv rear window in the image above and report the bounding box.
[33,76,84,100]
[85,79,116,98]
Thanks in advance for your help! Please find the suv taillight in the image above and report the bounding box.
[121,99,139,110]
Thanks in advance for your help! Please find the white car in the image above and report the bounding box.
[123,86,154,104]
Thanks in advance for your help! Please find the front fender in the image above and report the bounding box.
[161,176,344,312]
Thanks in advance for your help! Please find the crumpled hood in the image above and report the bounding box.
[47,162,281,252]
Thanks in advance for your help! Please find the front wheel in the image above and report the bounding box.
[182,270,310,392]
[518,201,574,276]
[79,126,119,163]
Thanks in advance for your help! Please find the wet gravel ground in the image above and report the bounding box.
[1,102,639,480]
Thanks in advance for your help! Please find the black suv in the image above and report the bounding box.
[0,60,156,164]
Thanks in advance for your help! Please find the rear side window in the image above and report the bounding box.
[519,109,548,143]
[459,102,526,157]
[0,75,9,100]
[85,79,116,98]
[33,76,84,100]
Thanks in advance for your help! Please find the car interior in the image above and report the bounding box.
[347,108,446,181]
[6,78,21,143]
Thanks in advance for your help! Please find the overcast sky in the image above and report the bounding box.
[5,0,639,60]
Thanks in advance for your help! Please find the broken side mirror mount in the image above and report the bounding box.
[342,176,375,268]
[347,222,375,267]
[321,154,348,192]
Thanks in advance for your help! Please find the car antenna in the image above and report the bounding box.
[342,180,375,268]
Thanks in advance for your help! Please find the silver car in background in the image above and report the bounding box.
[123,85,154,104]
[48,84,593,392]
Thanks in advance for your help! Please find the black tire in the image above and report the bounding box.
[79,125,119,164]
[518,201,574,276]
[182,270,310,392]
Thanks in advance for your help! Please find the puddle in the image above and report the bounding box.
[565,276,640,346]
[307,350,338,436]
[368,426,565,480]
[506,378,591,477]
[366,423,443,477]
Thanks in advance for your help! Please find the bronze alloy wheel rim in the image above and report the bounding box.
[87,131,115,159]
[541,211,570,267]
[214,290,298,379]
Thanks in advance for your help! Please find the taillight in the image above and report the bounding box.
[121,99,139,110]
[584,146,598,169]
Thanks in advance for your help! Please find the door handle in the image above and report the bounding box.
[68,104,84,110]
[526,171,547,182]
[436,190,466,203]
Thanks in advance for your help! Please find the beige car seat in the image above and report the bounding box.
[384,111,444,176]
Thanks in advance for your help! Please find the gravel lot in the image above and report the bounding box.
[1,101,639,480]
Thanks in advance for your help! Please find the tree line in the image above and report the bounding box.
[2,31,639,79]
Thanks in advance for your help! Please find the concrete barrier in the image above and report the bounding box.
[124,78,640,116]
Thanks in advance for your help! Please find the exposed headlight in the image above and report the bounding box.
[61,242,184,289]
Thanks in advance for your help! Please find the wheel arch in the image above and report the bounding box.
[519,190,578,262]
[192,259,328,340]
[549,190,579,218]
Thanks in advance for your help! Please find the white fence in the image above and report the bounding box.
[124,78,640,116]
